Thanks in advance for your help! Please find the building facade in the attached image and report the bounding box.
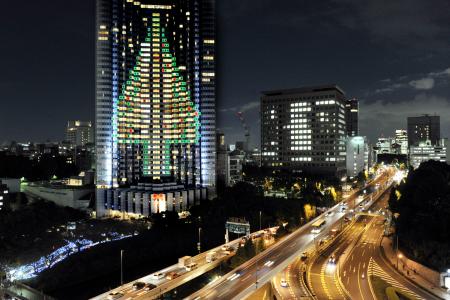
[394,129,408,155]
[346,136,368,177]
[227,149,245,185]
[0,180,9,211]
[261,85,347,177]
[345,98,358,137]
[95,0,216,217]
[407,115,440,146]
[409,139,448,169]
[374,137,393,156]
[66,121,94,147]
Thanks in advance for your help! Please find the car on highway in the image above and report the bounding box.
[185,262,198,271]
[328,254,336,264]
[325,211,334,217]
[280,278,288,287]
[166,272,179,280]
[300,251,308,260]
[263,260,274,267]
[132,282,146,290]
[107,292,124,300]
[152,272,164,280]
[144,283,156,291]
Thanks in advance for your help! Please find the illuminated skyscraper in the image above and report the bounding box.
[95,0,216,217]
[261,85,347,178]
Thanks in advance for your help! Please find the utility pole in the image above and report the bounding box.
[120,250,124,285]
[198,227,202,253]
[259,211,262,231]
[255,262,259,289]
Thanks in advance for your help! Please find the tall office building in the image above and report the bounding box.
[346,136,368,177]
[95,0,216,217]
[216,131,227,185]
[345,98,358,136]
[407,115,440,146]
[66,121,94,146]
[261,85,347,177]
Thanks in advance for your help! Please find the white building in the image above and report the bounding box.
[409,139,449,169]
[346,136,369,177]
[394,129,408,155]
[375,137,394,155]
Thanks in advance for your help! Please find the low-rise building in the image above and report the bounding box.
[409,139,448,169]
[96,182,207,218]
[0,180,9,210]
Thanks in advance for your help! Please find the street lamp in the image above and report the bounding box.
[198,227,202,253]
[259,211,262,231]
[397,253,403,270]
[120,250,124,285]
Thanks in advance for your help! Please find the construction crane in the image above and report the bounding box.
[236,111,250,151]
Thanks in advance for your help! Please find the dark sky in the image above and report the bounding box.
[1,0,449,147]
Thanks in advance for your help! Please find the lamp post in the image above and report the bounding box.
[198,227,202,253]
[397,253,403,270]
[120,250,124,285]
[259,211,262,231]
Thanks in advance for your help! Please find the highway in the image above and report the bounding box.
[290,188,440,300]
[185,169,394,300]
[91,230,271,300]
[308,216,369,300]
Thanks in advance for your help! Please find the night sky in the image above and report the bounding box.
[1,0,449,147]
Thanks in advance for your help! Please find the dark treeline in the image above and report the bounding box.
[389,160,450,271]
[0,152,78,180]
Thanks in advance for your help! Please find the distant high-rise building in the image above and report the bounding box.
[346,136,368,177]
[394,129,408,155]
[66,121,93,147]
[261,85,347,177]
[407,115,440,146]
[227,150,245,185]
[95,0,216,217]
[345,98,358,136]
[216,131,227,186]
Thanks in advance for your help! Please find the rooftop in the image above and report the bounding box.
[261,84,345,97]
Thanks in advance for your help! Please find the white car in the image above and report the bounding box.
[152,272,164,280]
[280,278,288,287]
[185,263,198,271]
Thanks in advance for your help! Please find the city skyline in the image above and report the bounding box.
[0,1,449,145]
